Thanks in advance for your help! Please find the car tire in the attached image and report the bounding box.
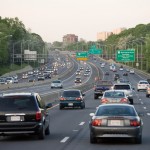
[94,95,98,99]
[38,125,45,140]
[81,102,85,109]
[45,124,50,135]
[134,135,142,144]
[146,94,149,98]
[129,99,134,105]
[137,89,139,92]
[59,104,63,110]
[90,134,97,144]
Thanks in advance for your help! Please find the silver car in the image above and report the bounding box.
[51,80,63,88]
[89,104,143,144]
[100,90,129,104]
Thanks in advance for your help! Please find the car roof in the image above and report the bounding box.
[2,92,38,97]
[104,90,125,93]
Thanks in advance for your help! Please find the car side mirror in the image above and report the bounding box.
[89,113,95,117]
[82,93,85,96]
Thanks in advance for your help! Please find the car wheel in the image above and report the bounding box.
[137,89,139,92]
[94,95,98,99]
[134,135,142,144]
[90,134,97,144]
[146,94,149,97]
[38,125,45,140]
[81,102,85,109]
[130,99,134,105]
[59,104,63,110]
[45,124,50,135]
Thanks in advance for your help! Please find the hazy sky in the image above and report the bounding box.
[0,0,150,42]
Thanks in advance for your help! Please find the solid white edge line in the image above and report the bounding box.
[79,122,85,126]
[60,137,69,143]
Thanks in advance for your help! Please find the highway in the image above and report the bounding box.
[0,55,150,150]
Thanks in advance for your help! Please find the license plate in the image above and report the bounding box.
[110,120,121,126]
[11,116,21,121]
[68,103,73,106]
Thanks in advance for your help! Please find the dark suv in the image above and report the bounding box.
[59,89,85,109]
[0,92,52,139]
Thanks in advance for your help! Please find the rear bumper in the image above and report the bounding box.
[90,126,142,138]
[60,100,84,107]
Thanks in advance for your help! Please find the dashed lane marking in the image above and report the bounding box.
[143,107,147,109]
[147,113,150,116]
[79,122,85,126]
[141,102,143,104]
[60,137,70,143]
[73,130,79,132]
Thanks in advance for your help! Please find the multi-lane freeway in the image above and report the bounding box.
[0,54,150,150]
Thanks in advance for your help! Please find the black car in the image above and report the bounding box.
[0,92,52,139]
[75,77,82,83]
[114,73,120,81]
[59,89,85,109]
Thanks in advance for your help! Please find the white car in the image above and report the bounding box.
[129,69,135,74]
[137,80,149,91]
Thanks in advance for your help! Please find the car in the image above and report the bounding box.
[0,78,7,84]
[22,73,28,79]
[113,73,120,81]
[76,70,81,75]
[38,75,45,81]
[13,78,19,83]
[94,80,113,99]
[119,65,124,71]
[28,77,36,82]
[59,89,85,109]
[105,72,109,75]
[137,80,149,91]
[43,72,51,79]
[6,77,14,84]
[101,64,105,68]
[75,77,82,83]
[112,83,134,104]
[89,104,143,144]
[100,90,129,104]
[51,80,63,88]
[130,69,135,74]
[146,85,150,97]
[0,92,52,139]
[123,72,128,76]
[84,72,89,76]
[147,79,150,84]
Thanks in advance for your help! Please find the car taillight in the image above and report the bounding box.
[76,97,81,100]
[60,97,66,100]
[101,98,108,103]
[92,119,102,126]
[36,111,42,121]
[120,98,128,103]
[130,120,140,126]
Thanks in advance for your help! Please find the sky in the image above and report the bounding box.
[0,0,150,43]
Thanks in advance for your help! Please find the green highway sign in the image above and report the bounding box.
[116,49,135,62]
[76,51,88,61]
[88,45,102,54]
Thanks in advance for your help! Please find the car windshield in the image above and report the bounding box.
[0,96,37,111]
[96,105,136,116]
[114,85,130,90]
[63,91,80,97]
[104,91,125,98]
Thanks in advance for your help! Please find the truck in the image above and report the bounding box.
[94,80,113,99]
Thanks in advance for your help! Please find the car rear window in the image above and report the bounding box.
[114,85,130,90]
[53,80,61,83]
[0,96,37,111]
[63,91,80,97]
[104,91,125,98]
[96,106,136,116]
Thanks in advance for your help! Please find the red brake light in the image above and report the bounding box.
[120,98,128,103]
[36,111,42,121]
[76,97,81,100]
[101,98,108,103]
[130,120,140,126]
[60,97,66,101]
[92,119,102,126]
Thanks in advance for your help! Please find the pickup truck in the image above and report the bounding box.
[94,80,113,99]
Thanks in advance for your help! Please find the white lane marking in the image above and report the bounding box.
[79,122,85,126]
[147,113,150,116]
[73,130,79,132]
[143,107,147,109]
[47,104,59,110]
[141,102,143,104]
[139,99,141,101]
[60,137,69,143]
